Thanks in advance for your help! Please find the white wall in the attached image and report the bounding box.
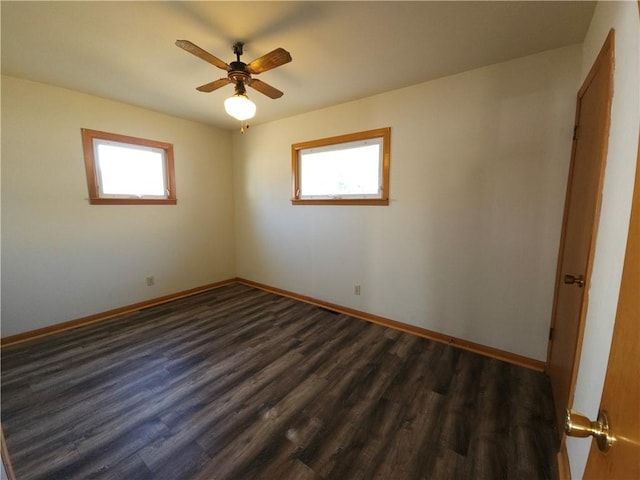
[233,45,581,362]
[1,76,235,337]
[567,2,640,478]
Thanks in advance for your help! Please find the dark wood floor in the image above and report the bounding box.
[1,283,558,480]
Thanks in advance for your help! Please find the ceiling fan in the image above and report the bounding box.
[176,40,292,125]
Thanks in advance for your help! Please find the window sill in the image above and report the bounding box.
[291,198,389,206]
[88,198,177,205]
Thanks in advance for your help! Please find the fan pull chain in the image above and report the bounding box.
[240,121,250,134]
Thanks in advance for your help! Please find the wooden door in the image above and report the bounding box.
[582,135,640,479]
[1,425,16,480]
[584,5,640,476]
[546,30,614,436]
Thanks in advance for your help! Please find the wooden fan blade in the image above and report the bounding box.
[196,78,232,93]
[175,40,230,71]
[249,79,284,99]
[246,48,292,74]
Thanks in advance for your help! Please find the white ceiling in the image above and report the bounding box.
[1,1,595,131]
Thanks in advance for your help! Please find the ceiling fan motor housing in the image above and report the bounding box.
[228,62,251,84]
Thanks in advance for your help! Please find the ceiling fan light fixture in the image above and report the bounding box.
[224,93,256,121]
[175,40,291,125]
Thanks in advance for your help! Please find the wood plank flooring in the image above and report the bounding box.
[1,283,558,479]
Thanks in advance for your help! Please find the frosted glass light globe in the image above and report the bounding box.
[224,94,256,121]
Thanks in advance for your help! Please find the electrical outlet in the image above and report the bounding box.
[354,285,361,295]
[146,276,155,286]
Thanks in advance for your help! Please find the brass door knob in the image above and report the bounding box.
[565,409,614,452]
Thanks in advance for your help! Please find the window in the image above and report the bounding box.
[81,129,177,205]
[292,127,390,205]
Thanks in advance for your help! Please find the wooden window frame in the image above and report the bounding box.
[81,128,177,205]
[291,127,391,206]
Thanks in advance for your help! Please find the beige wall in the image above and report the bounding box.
[233,45,582,362]
[1,76,235,336]
[1,45,586,362]
[567,2,640,478]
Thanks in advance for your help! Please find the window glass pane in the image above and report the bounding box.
[299,140,381,198]
[300,144,379,196]
[95,141,166,197]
